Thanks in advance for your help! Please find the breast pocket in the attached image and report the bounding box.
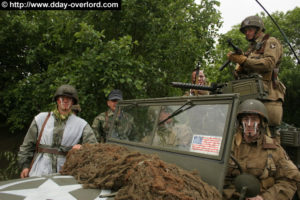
[246,159,265,177]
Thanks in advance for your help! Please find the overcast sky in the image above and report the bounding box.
[218,0,300,34]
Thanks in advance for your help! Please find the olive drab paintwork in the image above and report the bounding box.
[0,175,110,200]
[107,94,240,192]
[3,92,300,199]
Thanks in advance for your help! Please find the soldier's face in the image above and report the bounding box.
[192,71,205,85]
[244,27,257,41]
[57,96,73,113]
[107,99,119,112]
[241,114,261,143]
[159,111,172,124]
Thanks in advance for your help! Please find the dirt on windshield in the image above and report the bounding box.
[61,143,221,200]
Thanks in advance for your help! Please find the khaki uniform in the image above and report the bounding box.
[223,130,299,200]
[18,111,97,174]
[92,109,134,142]
[238,33,286,126]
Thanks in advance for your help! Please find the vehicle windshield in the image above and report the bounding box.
[109,102,229,157]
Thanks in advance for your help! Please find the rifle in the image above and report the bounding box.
[219,38,243,71]
[171,82,225,94]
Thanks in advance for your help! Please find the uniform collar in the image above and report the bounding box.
[252,33,265,45]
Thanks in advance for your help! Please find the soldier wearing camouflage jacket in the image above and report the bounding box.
[92,109,115,142]
[18,85,97,178]
[92,89,133,142]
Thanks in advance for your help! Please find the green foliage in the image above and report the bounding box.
[216,7,300,126]
[0,0,222,133]
[0,151,20,181]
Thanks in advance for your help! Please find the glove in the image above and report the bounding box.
[227,52,247,65]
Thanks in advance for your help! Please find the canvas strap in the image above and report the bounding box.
[28,112,51,172]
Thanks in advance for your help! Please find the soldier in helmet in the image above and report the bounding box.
[227,15,286,138]
[92,89,134,142]
[18,84,97,178]
[223,99,299,200]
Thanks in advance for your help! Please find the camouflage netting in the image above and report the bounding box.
[61,143,221,200]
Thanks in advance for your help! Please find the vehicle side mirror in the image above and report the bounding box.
[234,173,260,199]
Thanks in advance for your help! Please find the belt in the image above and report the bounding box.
[37,147,68,156]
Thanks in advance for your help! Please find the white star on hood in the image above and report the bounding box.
[0,179,82,200]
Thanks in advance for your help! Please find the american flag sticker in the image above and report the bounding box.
[190,135,222,155]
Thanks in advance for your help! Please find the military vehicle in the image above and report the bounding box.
[171,75,300,169]
[1,76,299,200]
[1,91,259,199]
[107,93,239,191]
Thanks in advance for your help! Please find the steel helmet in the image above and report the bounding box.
[54,84,79,105]
[237,99,269,123]
[240,15,265,33]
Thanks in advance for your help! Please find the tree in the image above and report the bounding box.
[0,0,222,133]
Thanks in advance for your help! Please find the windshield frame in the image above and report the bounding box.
[107,94,240,191]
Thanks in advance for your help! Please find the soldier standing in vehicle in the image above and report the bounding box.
[223,99,299,200]
[18,84,97,178]
[92,89,133,142]
[187,68,210,96]
[227,15,286,138]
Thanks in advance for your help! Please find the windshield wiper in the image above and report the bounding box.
[158,100,194,125]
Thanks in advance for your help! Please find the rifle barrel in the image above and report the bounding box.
[171,82,216,92]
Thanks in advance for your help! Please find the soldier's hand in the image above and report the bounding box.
[227,52,247,64]
[72,144,82,150]
[20,168,29,178]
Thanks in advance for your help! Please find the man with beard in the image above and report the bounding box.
[223,99,299,200]
[18,84,97,178]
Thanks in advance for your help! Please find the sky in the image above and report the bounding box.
[218,0,300,34]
